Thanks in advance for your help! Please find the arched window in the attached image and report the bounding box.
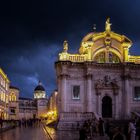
[12,95,16,101]
[10,93,16,101]
[9,95,12,101]
[94,52,105,63]
[109,52,120,63]
[94,51,120,63]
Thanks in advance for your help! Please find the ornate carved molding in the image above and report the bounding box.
[95,75,119,89]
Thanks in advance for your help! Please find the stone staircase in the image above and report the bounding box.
[57,112,96,130]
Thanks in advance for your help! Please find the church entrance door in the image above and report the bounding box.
[102,96,112,118]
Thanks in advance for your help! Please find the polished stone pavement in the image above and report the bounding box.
[0,125,109,140]
[0,126,47,140]
[44,126,109,140]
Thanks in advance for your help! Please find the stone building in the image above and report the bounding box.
[47,90,58,112]
[0,68,10,120]
[19,97,37,120]
[47,90,58,122]
[55,19,140,128]
[33,81,48,118]
[8,81,48,120]
[0,68,48,120]
[18,81,48,120]
[9,86,20,120]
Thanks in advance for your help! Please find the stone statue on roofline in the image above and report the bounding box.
[63,40,68,53]
[105,18,112,32]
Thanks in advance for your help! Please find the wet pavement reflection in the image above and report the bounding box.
[0,125,108,140]
[44,126,79,140]
[0,126,47,140]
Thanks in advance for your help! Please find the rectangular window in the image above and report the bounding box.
[10,109,16,114]
[134,87,140,100]
[72,85,80,100]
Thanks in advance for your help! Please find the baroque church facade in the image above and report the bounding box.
[55,19,140,128]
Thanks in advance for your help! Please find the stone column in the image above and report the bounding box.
[124,48,129,62]
[115,95,119,119]
[60,74,68,112]
[114,90,119,119]
[92,79,96,112]
[96,92,101,117]
[86,74,93,112]
[124,75,130,118]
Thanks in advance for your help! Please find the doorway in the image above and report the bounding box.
[102,96,112,118]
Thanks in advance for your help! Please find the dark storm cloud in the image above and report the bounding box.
[1,41,61,97]
[0,0,140,97]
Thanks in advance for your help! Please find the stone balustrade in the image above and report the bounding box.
[59,112,95,121]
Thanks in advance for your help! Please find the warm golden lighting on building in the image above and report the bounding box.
[46,110,58,125]
[59,19,140,64]
[0,68,10,120]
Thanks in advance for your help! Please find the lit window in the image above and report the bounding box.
[9,95,10,101]
[94,52,105,63]
[6,95,8,103]
[12,95,16,101]
[72,85,80,100]
[134,87,140,100]
[94,51,120,63]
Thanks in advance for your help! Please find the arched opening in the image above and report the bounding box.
[102,96,112,118]
[94,51,120,63]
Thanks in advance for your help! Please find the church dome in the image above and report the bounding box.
[58,18,139,64]
[34,81,45,91]
[78,18,132,63]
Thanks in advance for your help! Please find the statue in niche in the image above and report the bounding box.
[104,75,111,86]
[96,79,104,88]
[105,18,112,32]
[96,76,118,89]
[63,40,68,53]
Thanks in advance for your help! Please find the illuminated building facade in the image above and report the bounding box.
[18,81,48,119]
[47,90,58,123]
[55,19,140,129]
[9,86,20,120]
[34,81,46,99]
[33,81,48,118]
[19,97,37,120]
[0,68,48,120]
[0,68,10,120]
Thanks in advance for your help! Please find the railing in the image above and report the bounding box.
[68,54,86,62]
[57,112,99,130]
[59,53,87,62]
[60,112,95,121]
[129,56,140,63]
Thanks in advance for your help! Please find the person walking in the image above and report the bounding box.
[98,117,104,136]
[136,118,140,140]
[79,126,87,140]
[128,120,136,140]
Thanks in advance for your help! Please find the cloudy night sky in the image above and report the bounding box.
[0,0,140,98]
